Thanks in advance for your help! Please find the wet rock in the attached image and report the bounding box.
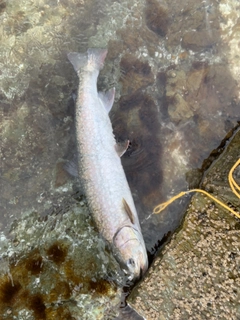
[0,1,6,14]
[182,29,219,51]
[202,129,240,209]
[186,64,208,94]
[167,92,193,122]
[145,0,169,37]
[128,128,240,319]
[117,27,145,53]
[218,0,240,93]
[166,0,221,49]
[165,69,194,122]
[107,40,124,60]
[119,54,154,95]
[0,202,123,319]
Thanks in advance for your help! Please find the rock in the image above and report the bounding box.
[119,54,154,95]
[165,69,194,122]
[0,201,123,319]
[128,128,240,319]
[182,29,219,51]
[145,0,169,37]
[167,92,193,122]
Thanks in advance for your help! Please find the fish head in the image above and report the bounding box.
[113,226,148,281]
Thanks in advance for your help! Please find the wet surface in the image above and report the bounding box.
[0,198,123,319]
[0,0,240,318]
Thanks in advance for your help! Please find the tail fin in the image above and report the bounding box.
[67,48,108,73]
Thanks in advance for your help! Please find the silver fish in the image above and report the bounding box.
[67,48,148,280]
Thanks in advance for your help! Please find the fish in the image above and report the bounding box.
[67,48,148,280]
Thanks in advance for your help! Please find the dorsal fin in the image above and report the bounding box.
[122,198,134,224]
[98,87,115,113]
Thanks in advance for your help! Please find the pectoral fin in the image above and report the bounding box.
[115,140,129,157]
[63,155,78,177]
[99,87,115,113]
[122,198,134,224]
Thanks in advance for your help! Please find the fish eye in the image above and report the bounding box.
[127,258,136,267]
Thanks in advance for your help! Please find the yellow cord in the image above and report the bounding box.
[228,158,240,199]
[153,158,240,219]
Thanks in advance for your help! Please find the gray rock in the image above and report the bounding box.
[128,128,240,319]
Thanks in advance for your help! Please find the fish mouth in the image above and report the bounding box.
[124,256,147,281]
[126,257,143,281]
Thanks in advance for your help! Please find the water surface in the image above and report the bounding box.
[0,0,239,318]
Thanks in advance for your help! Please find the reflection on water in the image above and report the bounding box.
[0,0,240,318]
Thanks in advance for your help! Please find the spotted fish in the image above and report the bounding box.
[67,48,148,280]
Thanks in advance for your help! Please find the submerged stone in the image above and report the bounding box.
[145,0,169,37]
[119,54,154,95]
[182,29,219,51]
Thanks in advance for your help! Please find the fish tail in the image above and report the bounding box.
[67,48,108,73]
[87,48,108,70]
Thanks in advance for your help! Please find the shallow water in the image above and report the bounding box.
[0,0,240,318]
